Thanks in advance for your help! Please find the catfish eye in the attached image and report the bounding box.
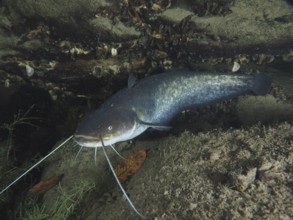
[108,125,113,131]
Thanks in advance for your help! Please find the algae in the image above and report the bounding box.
[18,179,95,220]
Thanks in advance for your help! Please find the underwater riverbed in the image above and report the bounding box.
[0,0,292,219]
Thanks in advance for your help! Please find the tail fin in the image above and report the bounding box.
[252,74,272,95]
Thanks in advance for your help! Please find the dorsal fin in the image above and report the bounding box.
[128,74,137,88]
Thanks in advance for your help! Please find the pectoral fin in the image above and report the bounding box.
[138,119,171,130]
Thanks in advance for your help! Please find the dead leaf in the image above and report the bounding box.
[26,25,43,39]
[114,149,146,182]
[29,174,64,194]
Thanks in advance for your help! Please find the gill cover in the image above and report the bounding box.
[74,108,138,147]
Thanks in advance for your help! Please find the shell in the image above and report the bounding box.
[25,64,34,77]
[232,61,240,72]
[111,48,118,57]
[67,47,90,55]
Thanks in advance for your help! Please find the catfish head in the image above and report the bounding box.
[73,108,147,147]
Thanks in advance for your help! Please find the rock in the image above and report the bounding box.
[0,29,19,59]
[3,0,112,34]
[4,0,109,23]
[235,168,257,192]
[236,95,293,125]
[4,0,141,40]
[189,0,293,48]
[89,17,140,41]
[158,8,193,24]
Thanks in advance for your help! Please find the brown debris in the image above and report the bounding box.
[114,149,147,182]
[29,174,64,195]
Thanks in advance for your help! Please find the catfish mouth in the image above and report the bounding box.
[73,134,109,148]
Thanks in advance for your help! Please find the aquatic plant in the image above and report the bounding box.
[18,179,95,220]
[0,105,40,160]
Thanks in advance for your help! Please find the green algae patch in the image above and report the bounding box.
[19,179,95,220]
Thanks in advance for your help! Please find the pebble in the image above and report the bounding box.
[232,61,240,72]
[25,64,34,77]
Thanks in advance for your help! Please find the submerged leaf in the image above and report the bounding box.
[114,149,146,182]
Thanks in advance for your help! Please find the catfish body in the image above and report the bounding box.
[74,71,271,147]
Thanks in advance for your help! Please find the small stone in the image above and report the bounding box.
[210,150,221,161]
[111,48,118,56]
[236,168,257,191]
[4,79,10,88]
[25,64,34,77]
[49,90,58,101]
[259,161,273,171]
[189,202,197,210]
[232,61,240,72]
